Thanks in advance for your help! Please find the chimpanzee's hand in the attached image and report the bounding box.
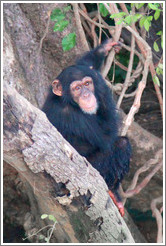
[104,38,124,55]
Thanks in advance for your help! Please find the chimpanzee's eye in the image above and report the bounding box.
[85,82,90,86]
[75,86,81,91]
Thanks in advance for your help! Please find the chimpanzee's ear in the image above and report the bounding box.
[52,79,63,96]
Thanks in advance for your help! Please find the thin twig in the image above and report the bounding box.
[154,55,163,67]
[97,3,102,44]
[120,161,162,208]
[106,80,135,98]
[100,17,115,37]
[121,43,144,63]
[117,28,135,108]
[81,19,93,40]
[114,59,135,72]
[119,3,163,118]
[117,5,136,109]
[23,225,52,241]
[72,3,89,51]
[79,3,88,14]
[91,16,98,47]
[36,7,55,57]
[108,3,122,41]
[47,221,57,243]
[102,3,122,77]
[151,196,163,243]
[121,161,162,199]
[119,3,129,13]
[129,62,143,84]
[115,62,143,96]
[121,26,152,136]
[127,149,162,192]
[122,90,137,98]
[79,8,113,30]
[125,25,151,51]
[149,64,163,118]
[110,60,116,83]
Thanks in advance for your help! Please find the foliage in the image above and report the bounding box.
[153,63,163,87]
[23,214,57,243]
[50,5,76,51]
[156,63,163,76]
[62,32,76,51]
[108,3,163,84]
[99,3,109,17]
[41,214,57,242]
[109,3,162,33]
[41,214,57,223]
[153,75,160,86]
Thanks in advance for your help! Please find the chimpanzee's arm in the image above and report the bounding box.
[76,39,121,71]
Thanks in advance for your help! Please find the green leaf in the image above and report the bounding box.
[135,13,143,19]
[156,67,163,76]
[147,16,153,21]
[156,67,160,75]
[159,68,163,75]
[135,3,139,9]
[118,12,127,17]
[137,3,145,9]
[41,214,48,219]
[153,75,160,86]
[132,14,142,23]
[53,20,69,32]
[161,39,163,49]
[154,10,161,20]
[139,16,146,28]
[50,8,65,21]
[148,3,159,10]
[62,32,76,51]
[144,19,150,31]
[116,19,123,25]
[110,14,115,19]
[99,3,109,17]
[39,235,45,240]
[134,3,145,9]
[124,15,132,25]
[156,31,162,35]
[45,237,49,243]
[110,12,126,19]
[153,41,159,52]
[48,215,57,222]
[158,63,163,69]
[63,5,71,12]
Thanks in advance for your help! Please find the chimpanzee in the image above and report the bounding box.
[42,39,131,216]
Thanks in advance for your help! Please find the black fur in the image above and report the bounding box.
[42,41,131,201]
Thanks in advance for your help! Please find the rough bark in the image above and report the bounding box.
[3,81,135,243]
[3,3,84,108]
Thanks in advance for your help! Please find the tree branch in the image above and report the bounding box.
[72,3,89,51]
[117,29,135,108]
[102,3,122,78]
[150,196,163,243]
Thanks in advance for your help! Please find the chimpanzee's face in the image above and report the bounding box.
[52,66,99,114]
[70,76,98,114]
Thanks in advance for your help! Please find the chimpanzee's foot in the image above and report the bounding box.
[108,190,125,217]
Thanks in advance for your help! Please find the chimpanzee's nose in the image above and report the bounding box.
[83,91,90,98]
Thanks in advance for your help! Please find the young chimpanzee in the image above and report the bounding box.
[42,39,131,216]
